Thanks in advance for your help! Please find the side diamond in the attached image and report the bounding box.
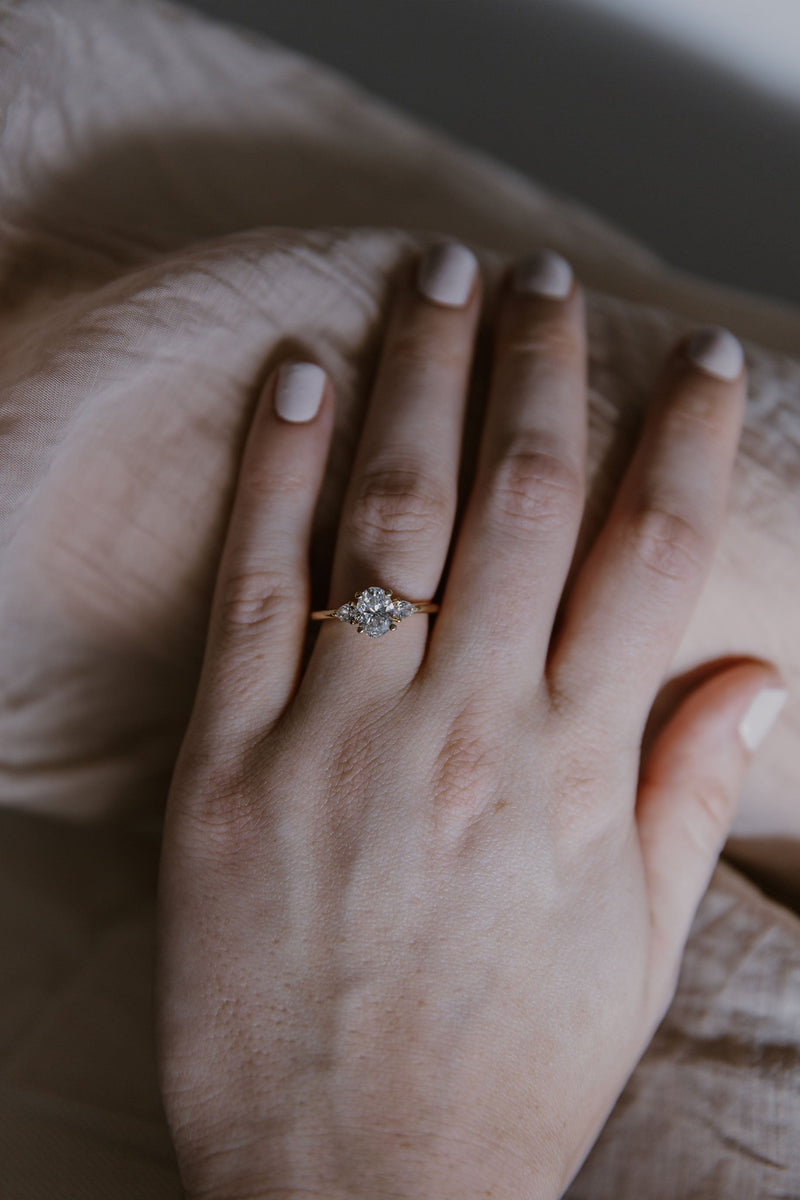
[392,600,413,620]
[335,604,355,622]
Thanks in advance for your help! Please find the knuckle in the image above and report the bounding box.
[505,322,581,367]
[627,505,707,584]
[242,462,309,500]
[217,567,296,634]
[685,776,735,858]
[348,466,451,544]
[550,744,621,846]
[389,318,469,373]
[431,701,506,832]
[662,376,731,438]
[485,445,583,535]
[170,757,266,863]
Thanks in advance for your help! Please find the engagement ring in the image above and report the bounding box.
[310,586,439,638]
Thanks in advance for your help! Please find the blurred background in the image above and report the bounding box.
[179,0,800,308]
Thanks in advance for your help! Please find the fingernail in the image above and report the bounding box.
[274,362,326,423]
[417,241,479,308]
[686,326,744,381]
[738,686,788,752]
[512,248,574,299]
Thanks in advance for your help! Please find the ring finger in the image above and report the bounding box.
[309,240,482,690]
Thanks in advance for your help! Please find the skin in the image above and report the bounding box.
[2,232,798,908]
[156,250,782,1200]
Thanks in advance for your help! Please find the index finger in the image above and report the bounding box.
[187,359,335,757]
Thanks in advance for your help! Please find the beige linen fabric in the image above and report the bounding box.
[0,0,799,1196]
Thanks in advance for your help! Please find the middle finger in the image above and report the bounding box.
[426,250,587,696]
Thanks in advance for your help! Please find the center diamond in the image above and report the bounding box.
[354,586,396,638]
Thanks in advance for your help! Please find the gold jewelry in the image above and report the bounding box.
[311,586,439,638]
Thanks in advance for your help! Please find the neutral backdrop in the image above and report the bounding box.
[178,0,800,308]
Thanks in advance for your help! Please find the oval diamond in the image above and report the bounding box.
[354,587,394,638]
[362,614,393,637]
[356,586,390,613]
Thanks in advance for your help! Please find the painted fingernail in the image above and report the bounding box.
[512,248,574,299]
[738,686,788,752]
[686,326,744,381]
[274,362,326,423]
[417,241,479,308]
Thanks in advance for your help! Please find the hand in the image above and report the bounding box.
[157,242,783,1200]
[4,233,798,905]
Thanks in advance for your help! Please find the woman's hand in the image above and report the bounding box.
[156,244,784,1200]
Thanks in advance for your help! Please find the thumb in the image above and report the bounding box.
[637,660,787,1016]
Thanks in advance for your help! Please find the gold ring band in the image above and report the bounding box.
[311,602,438,620]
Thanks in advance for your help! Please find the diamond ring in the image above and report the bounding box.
[310,586,439,638]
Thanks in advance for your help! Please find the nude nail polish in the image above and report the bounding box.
[513,248,574,299]
[738,686,788,752]
[417,241,479,308]
[686,326,744,381]
[274,362,326,423]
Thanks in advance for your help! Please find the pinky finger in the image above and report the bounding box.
[188,360,334,755]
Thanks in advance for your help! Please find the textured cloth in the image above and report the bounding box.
[0,0,799,1196]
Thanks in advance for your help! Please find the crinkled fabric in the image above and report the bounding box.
[0,1,799,1197]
